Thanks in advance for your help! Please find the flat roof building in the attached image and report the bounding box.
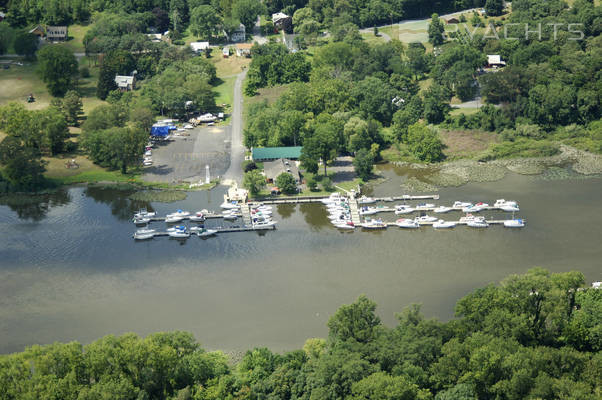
[252,146,302,162]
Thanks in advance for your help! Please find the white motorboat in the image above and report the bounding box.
[359,207,378,216]
[144,150,152,156]
[253,204,273,211]
[382,197,394,202]
[415,203,435,210]
[433,219,456,229]
[143,160,153,166]
[133,217,150,225]
[252,209,272,216]
[254,220,277,228]
[168,226,190,238]
[453,201,472,208]
[459,214,477,223]
[394,205,414,214]
[221,201,240,210]
[134,209,156,219]
[133,232,154,240]
[500,204,520,212]
[504,219,525,228]
[473,202,489,210]
[358,196,376,205]
[433,206,452,213]
[136,228,156,235]
[335,222,355,230]
[165,215,184,223]
[321,193,343,204]
[189,212,205,222]
[396,218,419,228]
[362,218,387,229]
[223,213,238,220]
[415,215,437,223]
[466,217,489,228]
[494,199,518,208]
[462,205,480,213]
[167,210,190,218]
[184,124,194,129]
[197,228,217,237]
[167,225,187,232]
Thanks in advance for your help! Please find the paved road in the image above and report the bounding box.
[222,70,247,185]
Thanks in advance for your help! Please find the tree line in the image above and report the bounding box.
[0,268,599,399]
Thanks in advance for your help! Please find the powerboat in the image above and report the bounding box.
[167,210,190,218]
[362,218,387,229]
[466,216,489,228]
[133,217,150,225]
[462,205,480,213]
[197,228,217,237]
[334,221,355,230]
[189,212,205,222]
[167,225,187,232]
[504,219,525,228]
[133,232,154,240]
[165,215,184,223]
[494,199,518,208]
[473,202,489,211]
[136,228,156,235]
[221,201,240,210]
[254,220,277,228]
[168,226,190,238]
[321,193,344,204]
[415,215,437,223]
[359,207,378,216]
[433,206,452,213]
[381,197,394,202]
[396,218,419,228]
[134,209,156,219]
[394,205,414,214]
[223,213,238,221]
[433,219,456,229]
[453,201,472,208]
[500,204,520,212]
[358,196,376,205]
[415,203,435,210]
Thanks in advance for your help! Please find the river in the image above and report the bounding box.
[1,169,601,354]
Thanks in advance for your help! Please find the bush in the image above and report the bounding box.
[243,161,258,172]
[483,139,560,160]
[275,172,297,194]
[306,175,318,191]
[79,66,90,78]
[321,177,333,191]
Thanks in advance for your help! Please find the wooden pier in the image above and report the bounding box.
[253,193,440,205]
[348,197,362,225]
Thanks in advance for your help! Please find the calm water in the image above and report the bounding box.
[1,170,601,354]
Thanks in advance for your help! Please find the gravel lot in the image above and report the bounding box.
[142,125,232,184]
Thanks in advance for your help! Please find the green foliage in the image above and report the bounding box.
[428,13,445,46]
[485,0,504,16]
[0,22,14,55]
[36,45,78,97]
[275,172,297,194]
[406,123,444,162]
[243,169,265,195]
[353,149,374,180]
[189,5,221,39]
[59,90,84,126]
[0,135,47,190]
[233,0,267,31]
[484,139,560,160]
[13,31,38,58]
[82,104,127,133]
[81,126,148,173]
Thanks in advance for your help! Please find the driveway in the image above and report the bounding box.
[222,70,247,185]
[142,125,231,184]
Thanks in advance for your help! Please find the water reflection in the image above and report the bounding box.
[276,204,295,219]
[84,186,153,221]
[299,203,329,231]
[0,189,71,221]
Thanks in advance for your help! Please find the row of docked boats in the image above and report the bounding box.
[132,225,218,240]
[325,196,356,230]
[250,203,278,228]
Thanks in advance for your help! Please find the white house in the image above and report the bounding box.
[190,41,210,54]
[228,23,246,42]
[114,75,136,91]
[146,33,163,43]
[235,43,253,57]
[46,26,68,41]
[487,54,506,68]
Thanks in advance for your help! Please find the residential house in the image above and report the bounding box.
[29,25,45,38]
[190,41,210,54]
[46,26,68,41]
[235,43,253,57]
[272,12,293,33]
[0,11,6,22]
[227,23,246,42]
[263,158,300,184]
[114,74,136,91]
[251,146,302,162]
[146,33,163,43]
[486,54,506,68]
[446,17,460,24]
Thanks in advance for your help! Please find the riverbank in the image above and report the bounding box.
[389,145,602,191]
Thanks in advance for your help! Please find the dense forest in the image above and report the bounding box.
[0,268,600,399]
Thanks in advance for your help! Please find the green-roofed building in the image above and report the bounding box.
[251,146,302,162]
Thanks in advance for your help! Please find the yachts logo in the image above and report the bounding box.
[446,23,584,41]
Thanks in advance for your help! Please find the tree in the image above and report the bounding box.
[97,50,136,100]
[13,32,38,59]
[130,107,155,131]
[275,172,297,194]
[428,13,445,46]
[353,149,374,181]
[0,22,14,56]
[243,169,265,195]
[37,45,78,97]
[233,0,267,32]
[350,372,421,400]
[81,127,147,173]
[302,121,339,176]
[423,84,451,124]
[152,7,170,32]
[328,295,381,344]
[485,0,505,16]
[406,122,444,162]
[189,5,222,40]
[83,104,127,133]
[0,135,47,190]
[61,90,83,126]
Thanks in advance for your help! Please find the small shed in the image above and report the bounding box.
[114,75,136,91]
[252,146,302,162]
[46,26,68,41]
[446,17,460,24]
[235,43,253,57]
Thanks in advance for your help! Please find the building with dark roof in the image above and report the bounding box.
[263,158,300,184]
[251,146,302,162]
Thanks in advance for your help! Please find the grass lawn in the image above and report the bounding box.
[439,129,500,159]
[55,24,91,53]
[360,32,387,45]
[418,78,433,94]
[449,107,480,116]
[0,63,52,110]
[209,48,251,77]
[43,155,141,185]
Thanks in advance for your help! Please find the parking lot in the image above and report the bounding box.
[142,125,232,184]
